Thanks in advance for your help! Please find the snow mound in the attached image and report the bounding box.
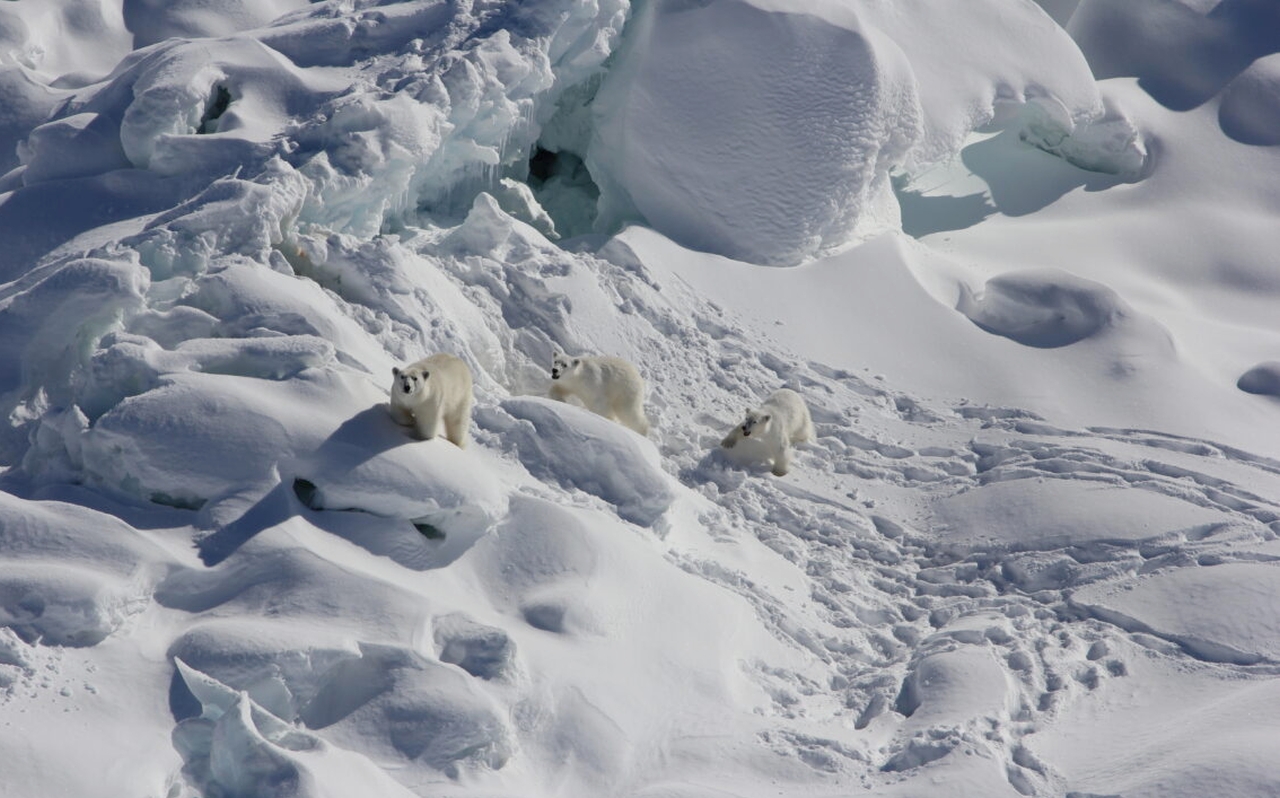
[956,269,1137,348]
[497,396,675,526]
[293,403,507,556]
[933,479,1224,553]
[588,0,1131,265]
[0,562,146,647]
[1028,666,1280,798]
[589,0,921,265]
[1067,0,1280,111]
[1219,54,1280,146]
[79,373,329,508]
[1237,362,1280,397]
[887,642,1018,773]
[1072,563,1280,665]
[0,491,169,646]
[125,0,313,48]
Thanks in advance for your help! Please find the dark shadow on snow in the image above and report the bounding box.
[197,405,425,566]
[0,170,196,279]
[958,130,1126,218]
[195,480,296,566]
[1070,0,1280,113]
[894,177,996,238]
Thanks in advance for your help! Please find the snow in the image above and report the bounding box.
[0,1,1279,797]
[588,0,1134,265]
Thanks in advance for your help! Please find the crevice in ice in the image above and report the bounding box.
[524,144,600,240]
[196,85,232,135]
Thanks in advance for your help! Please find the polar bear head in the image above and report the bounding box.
[551,352,581,381]
[392,364,430,398]
[737,409,772,438]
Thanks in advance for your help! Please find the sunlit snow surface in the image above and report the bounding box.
[1,0,1279,796]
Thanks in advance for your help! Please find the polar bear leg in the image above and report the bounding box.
[771,445,792,477]
[444,397,473,448]
[619,403,650,436]
[390,403,414,426]
[414,409,441,441]
[549,382,572,403]
[609,392,649,436]
[798,414,815,444]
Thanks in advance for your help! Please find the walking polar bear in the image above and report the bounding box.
[389,353,474,447]
[721,388,814,476]
[549,351,650,435]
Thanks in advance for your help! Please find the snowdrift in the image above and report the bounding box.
[0,1,1279,797]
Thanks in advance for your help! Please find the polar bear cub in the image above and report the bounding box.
[389,353,474,447]
[549,351,650,435]
[721,388,814,476]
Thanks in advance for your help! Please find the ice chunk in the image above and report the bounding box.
[298,644,513,774]
[173,659,421,798]
[0,254,148,413]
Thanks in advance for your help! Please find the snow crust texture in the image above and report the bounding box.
[0,2,1278,798]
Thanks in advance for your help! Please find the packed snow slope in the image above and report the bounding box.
[1,1,1280,796]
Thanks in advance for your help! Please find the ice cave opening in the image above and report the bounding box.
[524,144,600,241]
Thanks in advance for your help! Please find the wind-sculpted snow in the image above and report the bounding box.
[589,0,921,266]
[589,0,1144,265]
[498,396,674,526]
[1219,54,1280,146]
[1238,361,1280,397]
[955,269,1173,350]
[0,1,1279,797]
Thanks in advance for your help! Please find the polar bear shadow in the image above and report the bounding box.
[287,403,500,572]
[318,405,425,467]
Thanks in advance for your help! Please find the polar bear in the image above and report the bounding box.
[549,351,650,435]
[720,388,814,476]
[389,353,474,447]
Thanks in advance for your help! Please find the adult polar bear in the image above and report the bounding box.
[721,388,814,476]
[549,352,650,436]
[389,353,474,447]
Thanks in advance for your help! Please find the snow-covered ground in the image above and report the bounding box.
[1,1,1279,796]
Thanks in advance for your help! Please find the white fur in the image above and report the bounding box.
[389,353,474,447]
[549,351,650,435]
[720,388,814,476]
